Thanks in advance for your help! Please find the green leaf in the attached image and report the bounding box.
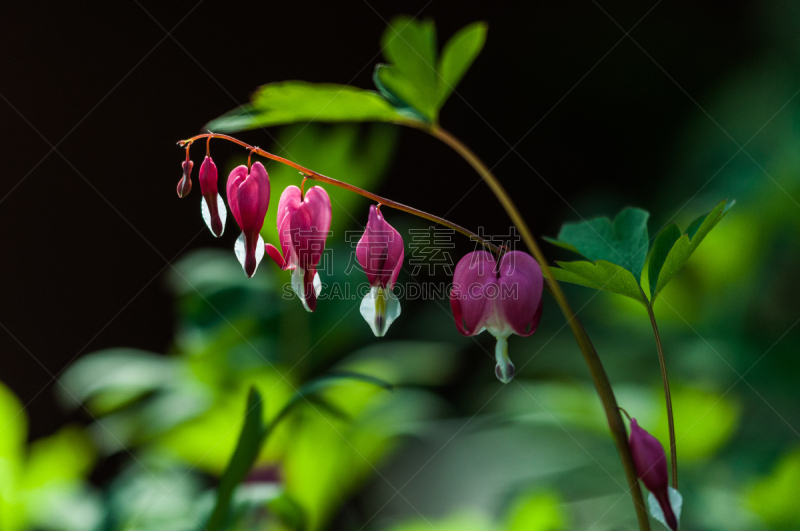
[748,449,800,528]
[267,492,308,531]
[373,65,430,122]
[206,387,265,531]
[648,223,681,300]
[57,348,178,414]
[553,207,650,282]
[506,490,567,531]
[435,22,487,108]
[273,371,393,428]
[650,199,733,302]
[378,16,439,122]
[205,82,405,132]
[552,260,647,304]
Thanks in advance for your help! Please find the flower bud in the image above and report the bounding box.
[629,418,680,530]
[176,160,193,198]
[199,156,226,237]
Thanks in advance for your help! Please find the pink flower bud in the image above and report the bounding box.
[176,160,193,198]
[356,205,404,336]
[629,418,679,530]
[227,162,270,278]
[450,251,543,383]
[198,156,226,237]
[266,185,332,312]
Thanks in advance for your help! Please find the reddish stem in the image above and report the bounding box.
[178,133,499,253]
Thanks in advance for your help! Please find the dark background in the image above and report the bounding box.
[0,1,755,440]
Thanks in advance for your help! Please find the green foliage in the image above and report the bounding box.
[375,17,487,122]
[551,260,646,304]
[57,348,179,415]
[652,386,740,463]
[553,207,650,281]
[747,448,800,528]
[546,207,650,303]
[206,388,266,531]
[505,491,567,531]
[388,512,495,531]
[648,199,734,302]
[435,22,488,109]
[205,82,405,133]
[207,18,487,132]
[548,202,732,306]
[0,382,99,531]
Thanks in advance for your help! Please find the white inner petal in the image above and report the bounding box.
[291,268,322,312]
[216,194,227,234]
[359,286,401,337]
[648,486,682,530]
[200,195,228,237]
[313,271,322,296]
[234,233,265,276]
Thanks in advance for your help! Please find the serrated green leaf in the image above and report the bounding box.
[554,207,650,282]
[548,265,604,290]
[435,22,487,108]
[648,223,681,300]
[206,387,265,531]
[651,199,732,302]
[554,260,647,304]
[379,16,439,122]
[205,82,405,132]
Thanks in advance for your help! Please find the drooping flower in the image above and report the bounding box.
[629,418,681,530]
[176,160,193,198]
[198,156,227,237]
[266,185,332,312]
[227,162,270,278]
[450,250,543,383]
[356,205,404,336]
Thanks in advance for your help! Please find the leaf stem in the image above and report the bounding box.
[421,123,651,531]
[179,133,500,254]
[644,297,678,489]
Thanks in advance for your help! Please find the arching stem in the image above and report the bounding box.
[178,133,500,254]
[420,123,651,531]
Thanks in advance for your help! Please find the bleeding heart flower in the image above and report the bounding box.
[450,250,543,383]
[227,162,270,278]
[356,205,404,336]
[198,156,227,237]
[176,160,193,198]
[266,185,332,312]
[629,418,682,530]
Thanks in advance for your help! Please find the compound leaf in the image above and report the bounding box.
[552,208,650,283]
[650,200,733,302]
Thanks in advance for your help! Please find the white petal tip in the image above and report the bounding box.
[235,233,265,277]
[360,287,401,337]
[648,487,682,530]
[201,194,227,237]
[292,269,322,312]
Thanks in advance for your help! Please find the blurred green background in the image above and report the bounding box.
[2,1,800,530]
